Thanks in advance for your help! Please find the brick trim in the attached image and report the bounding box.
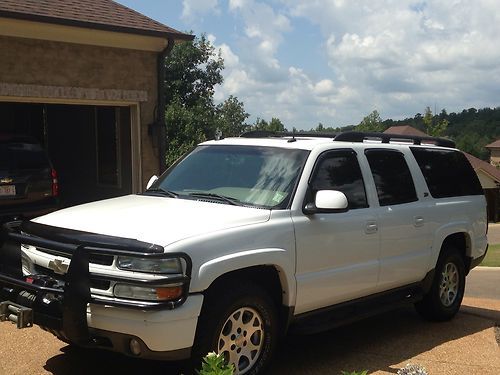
[0,82,147,102]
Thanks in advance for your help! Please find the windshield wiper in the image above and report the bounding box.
[187,192,243,206]
[142,188,178,198]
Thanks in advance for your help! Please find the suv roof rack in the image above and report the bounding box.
[240,130,338,139]
[334,131,455,148]
[239,130,455,148]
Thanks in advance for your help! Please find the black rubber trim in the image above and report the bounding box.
[21,221,164,253]
[469,244,488,270]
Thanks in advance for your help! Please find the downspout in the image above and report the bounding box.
[157,37,175,173]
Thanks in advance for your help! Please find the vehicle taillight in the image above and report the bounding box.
[51,169,59,197]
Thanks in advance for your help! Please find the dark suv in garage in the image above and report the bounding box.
[0,135,59,222]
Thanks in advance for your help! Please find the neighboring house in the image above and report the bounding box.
[463,153,500,223]
[384,125,428,137]
[485,139,500,168]
[384,125,500,222]
[0,0,192,206]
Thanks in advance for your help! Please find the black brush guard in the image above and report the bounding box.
[0,220,192,346]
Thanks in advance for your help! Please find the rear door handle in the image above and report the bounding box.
[365,221,378,234]
[414,216,424,227]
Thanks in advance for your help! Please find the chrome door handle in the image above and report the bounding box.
[365,221,378,234]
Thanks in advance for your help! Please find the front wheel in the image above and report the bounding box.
[193,282,278,375]
[415,246,466,321]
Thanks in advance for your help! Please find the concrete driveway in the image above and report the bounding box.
[1,273,499,375]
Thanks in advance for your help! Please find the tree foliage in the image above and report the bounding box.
[249,117,287,132]
[356,110,385,132]
[423,106,448,137]
[164,34,249,166]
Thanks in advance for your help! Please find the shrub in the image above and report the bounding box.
[197,352,234,375]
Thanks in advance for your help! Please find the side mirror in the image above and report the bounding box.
[303,190,348,215]
[146,175,158,190]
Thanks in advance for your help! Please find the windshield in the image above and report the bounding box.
[151,145,309,209]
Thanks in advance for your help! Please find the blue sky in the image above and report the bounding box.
[116,0,500,129]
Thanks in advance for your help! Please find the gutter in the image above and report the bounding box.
[157,37,175,173]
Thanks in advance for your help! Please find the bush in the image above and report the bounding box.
[197,352,234,375]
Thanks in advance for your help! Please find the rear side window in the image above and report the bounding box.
[410,148,483,198]
[310,150,368,209]
[365,149,418,206]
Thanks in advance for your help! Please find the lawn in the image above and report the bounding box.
[480,243,500,267]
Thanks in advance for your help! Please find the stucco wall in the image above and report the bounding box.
[0,35,160,187]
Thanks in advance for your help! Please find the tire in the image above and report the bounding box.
[192,282,278,375]
[415,246,466,321]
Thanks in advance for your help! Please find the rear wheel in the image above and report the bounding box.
[193,282,278,375]
[415,246,466,321]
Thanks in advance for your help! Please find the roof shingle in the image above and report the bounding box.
[485,139,500,149]
[0,0,192,40]
[384,125,428,137]
[464,152,500,183]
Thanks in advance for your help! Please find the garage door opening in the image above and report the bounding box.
[0,102,133,208]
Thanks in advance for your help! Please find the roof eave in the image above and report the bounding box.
[0,9,194,42]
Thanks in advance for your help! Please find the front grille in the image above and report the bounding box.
[33,265,111,290]
[36,247,114,266]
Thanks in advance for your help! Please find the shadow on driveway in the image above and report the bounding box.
[42,305,498,375]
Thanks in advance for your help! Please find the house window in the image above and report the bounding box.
[96,107,121,187]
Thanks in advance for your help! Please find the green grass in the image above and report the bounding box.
[481,243,500,267]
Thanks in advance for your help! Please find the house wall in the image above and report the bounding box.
[490,149,500,167]
[0,35,160,188]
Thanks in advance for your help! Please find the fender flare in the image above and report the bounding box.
[192,248,296,307]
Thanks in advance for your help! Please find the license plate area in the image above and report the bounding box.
[0,185,16,196]
[0,301,33,329]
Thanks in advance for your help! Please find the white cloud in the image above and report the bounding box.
[182,0,219,22]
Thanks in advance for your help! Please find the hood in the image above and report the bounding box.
[32,195,270,247]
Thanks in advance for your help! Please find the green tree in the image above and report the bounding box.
[163,34,249,166]
[250,117,287,132]
[216,95,249,137]
[356,110,385,132]
[423,106,448,137]
[164,34,223,107]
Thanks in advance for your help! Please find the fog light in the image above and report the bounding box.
[129,338,142,356]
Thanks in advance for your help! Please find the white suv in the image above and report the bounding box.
[0,131,489,374]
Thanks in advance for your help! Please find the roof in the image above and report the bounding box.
[485,139,500,149]
[0,0,193,40]
[464,152,500,182]
[384,125,428,137]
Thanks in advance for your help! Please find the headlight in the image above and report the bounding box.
[113,283,184,301]
[117,257,182,274]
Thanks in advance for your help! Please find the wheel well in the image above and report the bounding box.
[203,266,290,333]
[441,232,471,272]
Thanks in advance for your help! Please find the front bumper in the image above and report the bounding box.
[0,220,198,360]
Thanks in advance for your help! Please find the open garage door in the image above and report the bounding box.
[0,102,133,208]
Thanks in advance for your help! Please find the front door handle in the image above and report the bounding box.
[365,221,378,234]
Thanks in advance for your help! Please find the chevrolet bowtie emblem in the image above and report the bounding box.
[0,177,13,184]
[47,259,69,275]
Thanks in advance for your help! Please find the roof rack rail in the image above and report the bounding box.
[334,131,455,148]
[240,130,338,139]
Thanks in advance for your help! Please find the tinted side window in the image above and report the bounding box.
[410,148,483,198]
[365,149,418,206]
[310,150,368,209]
